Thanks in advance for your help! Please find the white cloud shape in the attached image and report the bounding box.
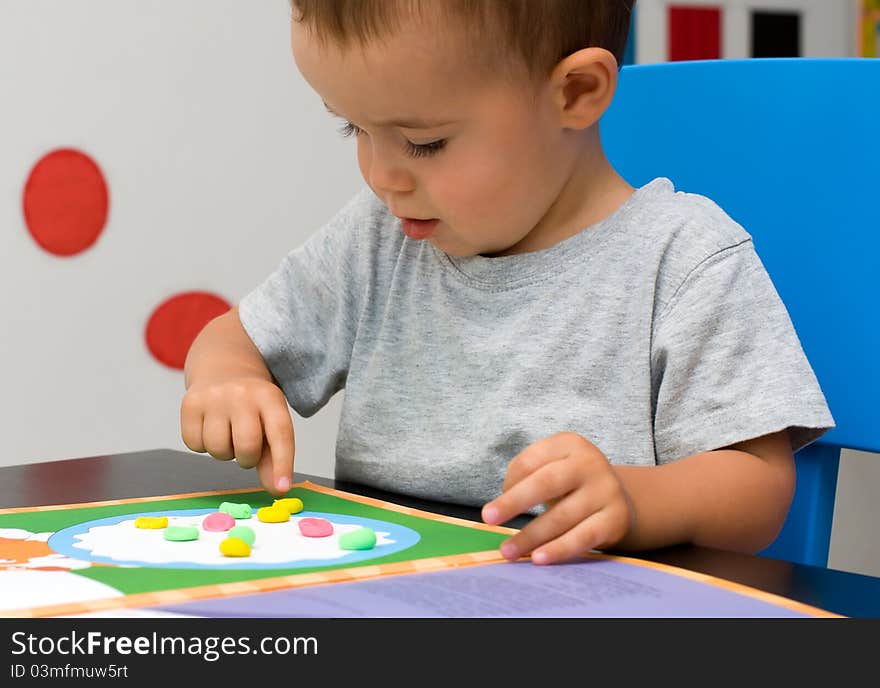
[72,514,394,566]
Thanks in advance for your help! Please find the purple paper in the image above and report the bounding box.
[156,558,812,618]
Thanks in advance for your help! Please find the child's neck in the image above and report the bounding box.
[492,129,635,257]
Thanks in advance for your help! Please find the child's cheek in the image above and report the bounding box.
[445,147,512,213]
[356,138,371,183]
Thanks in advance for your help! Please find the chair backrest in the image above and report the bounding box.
[602,58,880,566]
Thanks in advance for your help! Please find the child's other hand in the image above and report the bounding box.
[180,377,295,497]
[481,432,634,565]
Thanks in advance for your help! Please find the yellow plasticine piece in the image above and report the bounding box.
[219,537,251,557]
[273,497,304,515]
[257,506,290,523]
[135,516,168,529]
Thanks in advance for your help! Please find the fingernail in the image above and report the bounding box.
[276,476,290,492]
[483,506,499,524]
[532,550,549,565]
[500,541,518,559]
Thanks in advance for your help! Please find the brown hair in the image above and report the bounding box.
[290,1,635,84]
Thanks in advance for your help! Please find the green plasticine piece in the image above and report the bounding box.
[227,525,256,546]
[339,527,377,551]
[164,526,199,542]
[219,502,252,519]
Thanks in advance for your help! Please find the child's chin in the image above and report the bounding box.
[441,246,482,258]
[430,237,491,259]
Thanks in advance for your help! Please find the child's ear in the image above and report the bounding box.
[550,47,619,130]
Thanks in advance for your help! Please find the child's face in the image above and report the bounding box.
[292,18,583,257]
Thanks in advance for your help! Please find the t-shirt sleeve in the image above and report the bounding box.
[651,241,835,464]
[237,190,372,417]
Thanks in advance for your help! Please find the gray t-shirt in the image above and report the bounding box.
[239,178,834,507]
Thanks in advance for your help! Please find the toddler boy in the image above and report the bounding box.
[182,1,833,564]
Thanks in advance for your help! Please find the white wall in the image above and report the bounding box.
[0,0,361,477]
[636,0,858,62]
[831,450,880,578]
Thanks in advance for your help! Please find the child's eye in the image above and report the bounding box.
[403,139,447,159]
[337,121,363,138]
[337,121,446,159]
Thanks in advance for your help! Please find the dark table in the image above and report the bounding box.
[2,448,878,617]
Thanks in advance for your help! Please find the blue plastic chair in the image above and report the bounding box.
[602,59,880,568]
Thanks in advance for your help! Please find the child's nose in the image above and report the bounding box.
[364,150,415,195]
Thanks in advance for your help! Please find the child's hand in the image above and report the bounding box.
[481,432,634,565]
[180,377,295,496]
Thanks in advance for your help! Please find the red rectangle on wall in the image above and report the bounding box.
[669,6,722,61]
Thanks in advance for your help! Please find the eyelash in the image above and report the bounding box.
[337,121,447,158]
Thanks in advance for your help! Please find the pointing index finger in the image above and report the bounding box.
[260,406,295,495]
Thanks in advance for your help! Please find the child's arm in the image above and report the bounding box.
[181,306,295,495]
[482,430,795,564]
[614,431,795,552]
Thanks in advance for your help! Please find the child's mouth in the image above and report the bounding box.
[401,218,439,240]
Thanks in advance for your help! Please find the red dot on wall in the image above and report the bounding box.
[22,148,110,257]
[145,292,232,370]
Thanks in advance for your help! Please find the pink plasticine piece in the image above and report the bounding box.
[298,517,333,538]
[202,512,236,532]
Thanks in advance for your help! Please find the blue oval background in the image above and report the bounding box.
[48,509,421,570]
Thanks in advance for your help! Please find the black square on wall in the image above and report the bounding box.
[752,11,801,57]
